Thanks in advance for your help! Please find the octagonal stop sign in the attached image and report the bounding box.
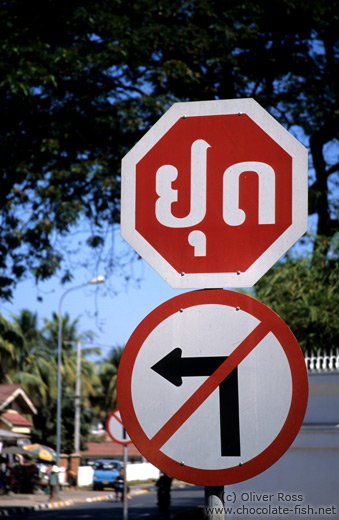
[121,98,308,288]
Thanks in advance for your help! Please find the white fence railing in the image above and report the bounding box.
[305,349,339,372]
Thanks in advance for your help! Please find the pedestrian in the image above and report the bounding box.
[114,469,130,501]
[114,469,124,501]
[0,466,4,495]
[4,462,14,494]
[48,465,59,502]
[156,473,172,512]
[67,468,77,490]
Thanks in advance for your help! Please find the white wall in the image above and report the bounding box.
[126,462,160,482]
[78,466,94,487]
[305,372,339,423]
[78,463,159,486]
[226,372,339,520]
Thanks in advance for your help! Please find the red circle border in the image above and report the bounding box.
[117,290,308,485]
[106,409,132,446]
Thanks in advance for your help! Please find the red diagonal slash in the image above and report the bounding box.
[113,410,123,426]
[151,320,269,450]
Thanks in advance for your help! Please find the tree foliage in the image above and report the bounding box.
[254,237,339,353]
[30,396,93,454]
[0,0,338,299]
[12,310,55,406]
[0,313,23,382]
[90,345,124,421]
[0,308,103,454]
[42,312,101,404]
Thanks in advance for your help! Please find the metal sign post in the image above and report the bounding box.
[106,411,130,519]
[123,437,128,520]
[205,486,225,520]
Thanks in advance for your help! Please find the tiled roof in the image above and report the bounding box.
[80,441,143,460]
[0,384,21,405]
[1,410,33,427]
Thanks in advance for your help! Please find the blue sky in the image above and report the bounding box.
[0,234,188,361]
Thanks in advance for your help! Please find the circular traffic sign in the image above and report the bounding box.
[106,409,132,445]
[117,290,308,486]
[121,99,308,288]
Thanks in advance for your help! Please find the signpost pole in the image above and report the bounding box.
[205,486,226,520]
[106,410,131,519]
[123,433,128,520]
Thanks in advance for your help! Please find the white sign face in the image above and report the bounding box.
[117,290,308,486]
[121,98,308,288]
[106,409,131,445]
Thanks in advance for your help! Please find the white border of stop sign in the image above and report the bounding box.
[121,98,308,288]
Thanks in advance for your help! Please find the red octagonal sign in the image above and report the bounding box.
[121,99,308,288]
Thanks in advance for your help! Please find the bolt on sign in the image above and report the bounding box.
[121,98,308,289]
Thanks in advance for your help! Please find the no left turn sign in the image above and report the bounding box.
[117,290,308,486]
[106,409,131,445]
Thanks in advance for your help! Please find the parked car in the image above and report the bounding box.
[92,459,122,491]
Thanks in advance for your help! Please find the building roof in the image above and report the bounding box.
[80,441,143,461]
[0,384,37,415]
[1,410,33,427]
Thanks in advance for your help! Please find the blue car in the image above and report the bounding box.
[92,459,122,491]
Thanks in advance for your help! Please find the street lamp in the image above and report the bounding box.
[56,276,105,465]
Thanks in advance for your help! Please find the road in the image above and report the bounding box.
[7,486,205,520]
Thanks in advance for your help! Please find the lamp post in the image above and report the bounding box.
[74,339,81,455]
[56,276,105,465]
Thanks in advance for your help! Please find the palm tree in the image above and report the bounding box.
[13,309,40,348]
[93,345,124,415]
[0,313,23,383]
[41,312,102,452]
[42,312,101,398]
[12,309,56,406]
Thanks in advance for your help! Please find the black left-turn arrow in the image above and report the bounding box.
[151,347,227,386]
[151,347,240,457]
